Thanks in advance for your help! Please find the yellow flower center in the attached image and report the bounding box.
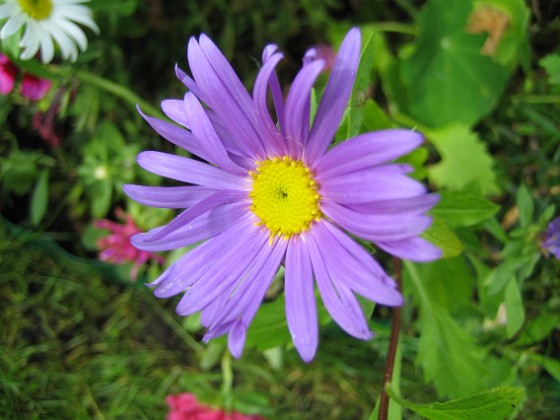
[18,0,53,20]
[250,157,321,239]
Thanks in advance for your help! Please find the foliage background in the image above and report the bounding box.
[1,0,559,418]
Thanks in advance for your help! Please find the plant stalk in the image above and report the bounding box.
[378,257,403,420]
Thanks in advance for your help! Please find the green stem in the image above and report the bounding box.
[74,69,165,119]
[367,22,416,36]
[511,94,560,104]
[221,351,234,411]
[378,258,403,420]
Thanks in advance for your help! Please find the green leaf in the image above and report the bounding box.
[90,179,113,218]
[427,125,499,196]
[421,217,463,258]
[412,257,474,312]
[244,293,331,351]
[528,354,560,383]
[486,253,537,295]
[514,312,560,346]
[515,185,533,227]
[405,261,489,398]
[504,279,525,338]
[386,385,525,420]
[362,99,395,132]
[431,191,500,227]
[347,31,376,138]
[399,0,516,127]
[30,169,49,226]
[539,54,560,85]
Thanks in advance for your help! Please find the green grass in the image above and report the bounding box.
[0,239,402,419]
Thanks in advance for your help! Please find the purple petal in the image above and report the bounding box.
[175,64,204,99]
[201,235,286,329]
[262,45,286,138]
[313,130,424,179]
[319,165,426,204]
[149,217,254,297]
[145,190,247,241]
[253,52,287,156]
[284,60,324,158]
[376,237,442,262]
[315,221,402,306]
[306,28,361,162]
[131,202,250,252]
[175,225,269,316]
[306,229,374,339]
[137,151,248,190]
[183,92,246,174]
[285,237,318,362]
[202,237,288,343]
[188,36,265,158]
[138,106,208,159]
[322,201,433,242]
[345,194,440,215]
[228,320,247,358]
[161,99,189,128]
[123,184,218,208]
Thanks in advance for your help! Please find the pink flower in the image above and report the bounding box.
[0,54,17,95]
[32,105,61,147]
[0,53,51,100]
[94,208,164,280]
[303,44,337,72]
[166,393,265,420]
[21,73,52,101]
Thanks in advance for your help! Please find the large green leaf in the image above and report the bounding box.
[421,217,463,258]
[405,261,489,398]
[427,125,499,196]
[430,191,500,227]
[399,0,525,127]
[346,30,377,139]
[386,385,525,420]
[30,169,50,226]
[504,278,525,339]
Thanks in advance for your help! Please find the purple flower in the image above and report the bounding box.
[542,217,560,259]
[125,28,441,361]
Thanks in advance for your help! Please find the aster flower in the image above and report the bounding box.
[125,28,441,361]
[0,0,99,63]
[94,208,164,281]
[166,393,265,420]
[542,217,560,259]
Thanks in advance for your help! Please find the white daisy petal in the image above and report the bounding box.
[0,2,20,20]
[19,21,41,60]
[52,18,87,51]
[49,24,77,61]
[0,0,97,62]
[54,5,99,32]
[54,0,90,5]
[0,13,25,38]
[38,24,55,63]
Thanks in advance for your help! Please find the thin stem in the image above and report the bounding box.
[74,69,165,119]
[378,257,403,420]
[367,22,416,36]
[221,351,234,411]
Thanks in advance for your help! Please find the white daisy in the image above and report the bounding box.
[0,0,99,63]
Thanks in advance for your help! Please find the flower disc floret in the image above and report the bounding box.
[17,0,52,20]
[250,157,321,238]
